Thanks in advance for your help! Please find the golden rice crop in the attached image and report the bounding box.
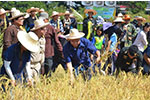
[0,66,150,100]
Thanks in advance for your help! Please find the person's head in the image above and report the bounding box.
[17,31,40,53]
[96,26,103,36]
[128,45,138,59]
[66,28,85,48]
[64,11,70,19]
[123,15,131,24]
[51,11,59,21]
[84,9,97,18]
[135,16,145,25]
[26,7,39,17]
[39,12,49,23]
[10,9,25,26]
[31,19,49,37]
[143,22,150,33]
[113,17,125,27]
[0,8,9,19]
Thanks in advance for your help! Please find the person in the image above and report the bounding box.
[0,30,40,86]
[50,11,64,36]
[102,17,124,75]
[2,9,25,59]
[83,9,97,40]
[70,14,77,29]
[39,12,63,76]
[134,16,146,32]
[30,19,49,80]
[133,22,150,52]
[115,45,143,76]
[63,11,72,35]
[142,45,150,75]
[122,15,137,48]
[23,7,39,32]
[91,26,106,74]
[63,28,100,85]
[0,8,10,33]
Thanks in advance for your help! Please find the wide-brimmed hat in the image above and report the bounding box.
[31,19,49,31]
[9,9,25,20]
[17,31,40,52]
[113,17,125,23]
[117,13,123,17]
[123,14,131,20]
[135,16,146,21]
[26,7,39,13]
[84,9,97,15]
[66,28,85,40]
[0,8,9,16]
[51,11,60,17]
[64,11,70,16]
[39,12,49,20]
[39,8,45,13]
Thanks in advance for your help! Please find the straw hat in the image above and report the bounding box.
[66,28,85,40]
[135,16,146,21]
[9,9,25,20]
[26,7,39,13]
[0,8,9,16]
[113,17,125,23]
[39,8,45,13]
[84,9,97,15]
[123,14,131,20]
[64,11,70,16]
[117,13,123,17]
[51,11,60,17]
[30,19,49,31]
[17,31,40,52]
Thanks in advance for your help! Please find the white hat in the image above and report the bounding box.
[117,13,123,17]
[0,8,9,16]
[51,11,60,17]
[39,12,49,20]
[24,13,30,19]
[64,11,70,15]
[39,8,45,13]
[66,28,85,40]
[113,17,125,23]
[26,7,39,13]
[31,19,49,31]
[17,31,40,52]
[9,9,25,20]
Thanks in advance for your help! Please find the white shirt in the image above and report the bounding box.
[133,30,148,52]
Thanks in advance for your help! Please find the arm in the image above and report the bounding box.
[106,40,111,52]
[144,53,150,66]
[66,62,74,85]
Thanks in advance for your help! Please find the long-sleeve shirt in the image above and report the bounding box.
[50,19,64,33]
[45,24,63,58]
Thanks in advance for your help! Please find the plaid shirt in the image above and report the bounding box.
[50,19,64,33]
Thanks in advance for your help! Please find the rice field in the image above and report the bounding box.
[0,65,150,100]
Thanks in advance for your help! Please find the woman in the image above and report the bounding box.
[0,30,40,86]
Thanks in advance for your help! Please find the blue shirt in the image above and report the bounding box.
[63,38,97,67]
[50,19,64,33]
[0,43,31,75]
[143,46,150,66]
[110,33,117,52]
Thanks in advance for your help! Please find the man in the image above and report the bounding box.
[63,11,71,35]
[103,17,124,75]
[23,7,39,32]
[122,15,137,47]
[0,8,10,33]
[2,9,25,58]
[115,45,143,76]
[30,19,49,80]
[63,28,100,85]
[39,12,63,76]
[83,9,97,40]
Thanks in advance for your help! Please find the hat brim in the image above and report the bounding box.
[0,11,9,16]
[30,23,49,31]
[9,13,25,20]
[66,32,85,40]
[135,18,146,21]
[27,8,39,13]
[17,31,40,53]
[84,9,97,15]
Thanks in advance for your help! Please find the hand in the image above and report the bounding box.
[27,79,33,87]
[90,54,94,61]
[11,80,16,87]
[96,56,101,64]
[70,74,74,86]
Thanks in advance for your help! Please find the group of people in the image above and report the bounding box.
[0,7,150,87]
